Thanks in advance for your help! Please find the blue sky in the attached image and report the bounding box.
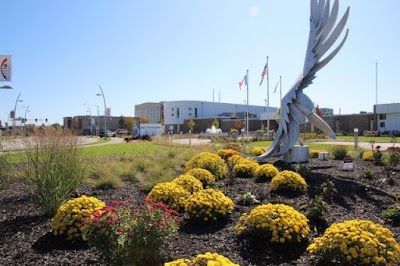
[1,0,399,126]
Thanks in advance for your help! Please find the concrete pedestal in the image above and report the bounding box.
[318,151,329,160]
[282,145,309,163]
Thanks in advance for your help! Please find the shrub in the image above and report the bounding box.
[227,154,245,170]
[307,219,400,265]
[216,149,240,162]
[307,196,329,224]
[223,142,242,152]
[254,164,279,182]
[184,188,234,222]
[270,170,307,193]
[383,205,400,224]
[331,145,348,160]
[185,168,215,187]
[373,146,384,164]
[319,180,337,203]
[82,199,180,266]
[146,182,191,211]
[24,129,85,216]
[191,252,239,265]
[165,252,239,266]
[235,203,310,243]
[172,174,203,194]
[185,152,228,180]
[237,192,259,206]
[362,150,374,161]
[232,160,259,178]
[249,147,267,156]
[385,147,400,169]
[51,195,105,241]
[362,169,375,179]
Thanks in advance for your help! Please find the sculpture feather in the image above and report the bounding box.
[254,0,349,162]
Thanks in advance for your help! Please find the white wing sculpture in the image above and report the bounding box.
[253,0,350,162]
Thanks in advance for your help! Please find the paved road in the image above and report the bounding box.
[0,136,125,151]
[315,141,396,150]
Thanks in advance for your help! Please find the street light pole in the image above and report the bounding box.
[24,105,30,136]
[87,106,93,137]
[97,85,107,139]
[13,93,22,137]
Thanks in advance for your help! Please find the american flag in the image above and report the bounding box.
[259,61,268,86]
[239,74,248,89]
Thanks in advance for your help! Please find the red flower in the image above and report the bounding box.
[116,227,124,233]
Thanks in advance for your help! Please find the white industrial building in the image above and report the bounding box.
[134,100,277,130]
[375,103,400,134]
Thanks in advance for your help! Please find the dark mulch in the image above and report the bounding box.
[1,158,400,265]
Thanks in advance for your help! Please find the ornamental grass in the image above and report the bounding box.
[147,182,191,211]
[51,195,105,241]
[184,152,228,180]
[270,170,307,193]
[184,188,234,222]
[307,219,400,265]
[235,203,310,243]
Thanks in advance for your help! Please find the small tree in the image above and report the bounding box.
[234,119,244,131]
[212,118,219,128]
[187,119,195,132]
[124,117,136,130]
[140,116,150,124]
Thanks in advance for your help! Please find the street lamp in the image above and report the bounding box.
[86,106,93,137]
[96,85,107,139]
[13,93,23,137]
[23,105,30,135]
[0,85,13,90]
[84,103,100,136]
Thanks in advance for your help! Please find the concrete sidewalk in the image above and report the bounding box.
[314,141,397,150]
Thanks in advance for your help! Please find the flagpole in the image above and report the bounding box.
[246,69,249,138]
[266,56,270,136]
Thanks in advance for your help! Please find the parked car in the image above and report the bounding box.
[114,129,128,136]
[99,130,114,138]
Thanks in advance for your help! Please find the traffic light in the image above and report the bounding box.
[45,118,48,122]
[35,118,38,122]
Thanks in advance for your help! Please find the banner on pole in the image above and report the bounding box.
[106,107,111,117]
[0,55,12,81]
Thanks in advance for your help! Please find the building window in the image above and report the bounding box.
[195,108,198,118]
[172,113,174,117]
[380,122,385,128]
[172,108,174,111]
[177,108,180,118]
[189,107,192,111]
[189,113,192,116]
[379,114,386,120]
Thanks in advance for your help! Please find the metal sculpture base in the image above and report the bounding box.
[282,145,309,163]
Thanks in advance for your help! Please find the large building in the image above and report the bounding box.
[63,115,126,135]
[134,102,163,123]
[134,100,277,133]
[375,103,400,134]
